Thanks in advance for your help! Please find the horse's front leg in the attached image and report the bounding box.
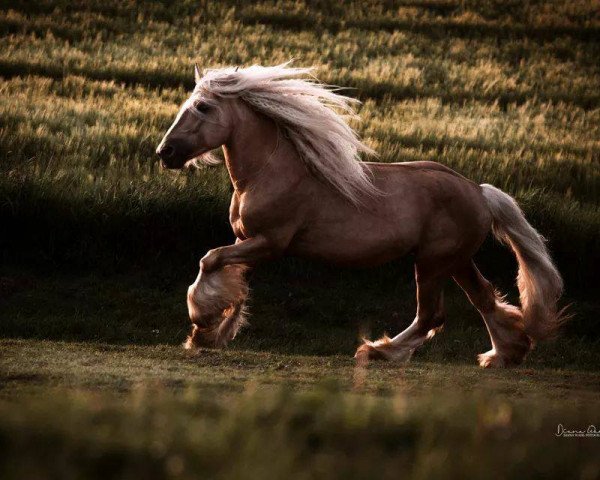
[200,235,280,273]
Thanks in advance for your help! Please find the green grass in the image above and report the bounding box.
[1,0,599,477]
[1,261,599,478]
[1,266,599,478]
[1,339,599,480]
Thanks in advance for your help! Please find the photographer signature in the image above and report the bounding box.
[556,424,600,437]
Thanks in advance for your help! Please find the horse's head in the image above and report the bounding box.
[156,65,232,169]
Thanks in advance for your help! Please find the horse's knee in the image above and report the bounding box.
[470,278,496,314]
[453,262,498,314]
[480,284,497,313]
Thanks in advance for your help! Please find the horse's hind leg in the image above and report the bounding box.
[452,260,531,367]
[355,265,446,362]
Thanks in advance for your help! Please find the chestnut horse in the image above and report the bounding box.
[157,64,565,367]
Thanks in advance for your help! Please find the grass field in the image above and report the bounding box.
[1,1,599,478]
[1,339,600,479]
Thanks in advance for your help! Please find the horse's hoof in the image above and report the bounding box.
[426,325,444,340]
[478,346,528,368]
[183,336,201,352]
[477,350,508,368]
[354,342,390,362]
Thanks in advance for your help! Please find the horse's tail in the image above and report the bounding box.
[480,184,567,341]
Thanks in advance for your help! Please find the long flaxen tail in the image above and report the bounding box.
[480,184,567,341]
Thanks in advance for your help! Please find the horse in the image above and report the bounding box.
[156,63,566,367]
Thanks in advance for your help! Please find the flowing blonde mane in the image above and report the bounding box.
[191,63,378,205]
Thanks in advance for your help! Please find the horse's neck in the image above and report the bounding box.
[222,107,307,192]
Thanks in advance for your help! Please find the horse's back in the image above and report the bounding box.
[366,160,473,184]
[366,160,492,259]
[366,161,483,208]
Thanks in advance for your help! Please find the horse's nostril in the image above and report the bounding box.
[159,144,175,159]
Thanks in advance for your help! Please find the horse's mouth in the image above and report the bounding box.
[160,149,208,170]
[183,149,225,169]
[185,149,212,166]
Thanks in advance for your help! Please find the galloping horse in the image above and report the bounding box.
[157,63,565,367]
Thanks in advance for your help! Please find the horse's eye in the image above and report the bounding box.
[195,103,211,114]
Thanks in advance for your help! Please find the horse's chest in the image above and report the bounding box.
[229,192,267,240]
[229,196,247,240]
[229,188,304,242]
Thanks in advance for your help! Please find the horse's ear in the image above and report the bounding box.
[194,64,202,83]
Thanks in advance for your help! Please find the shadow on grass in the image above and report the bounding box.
[1,259,598,371]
